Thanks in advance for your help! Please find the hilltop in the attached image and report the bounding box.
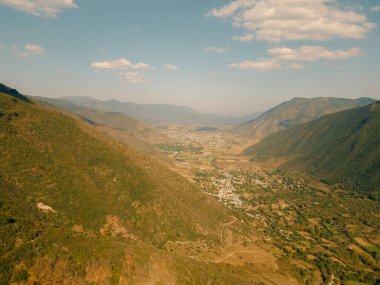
[234,97,374,141]
[244,102,380,193]
[0,83,32,103]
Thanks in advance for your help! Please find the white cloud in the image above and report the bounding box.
[229,45,360,72]
[232,34,255,42]
[287,62,303,70]
[207,0,247,18]
[371,6,380,12]
[207,0,375,42]
[229,59,281,71]
[268,46,361,61]
[91,58,152,70]
[25,44,44,54]
[120,71,144,83]
[12,46,29,58]
[131,62,151,70]
[92,58,153,84]
[0,0,77,17]
[12,43,45,58]
[163,64,178,71]
[204,46,228,53]
[0,43,6,49]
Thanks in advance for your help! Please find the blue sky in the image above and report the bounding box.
[0,0,380,115]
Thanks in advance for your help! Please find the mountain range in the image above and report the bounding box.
[60,96,261,125]
[244,102,380,193]
[32,96,168,144]
[234,97,375,141]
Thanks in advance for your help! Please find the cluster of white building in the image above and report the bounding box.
[211,173,243,207]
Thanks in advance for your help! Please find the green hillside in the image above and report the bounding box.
[234,97,374,141]
[0,92,271,284]
[244,102,380,192]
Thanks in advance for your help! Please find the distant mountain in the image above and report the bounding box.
[234,97,375,141]
[238,111,263,122]
[61,96,249,125]
[0,83,32,103]
[244,102,380,192]
[33,96,168,144]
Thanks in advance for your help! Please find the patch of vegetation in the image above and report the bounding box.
[366,246,380,258]
[197,127,218,132]
[154,143,203,154]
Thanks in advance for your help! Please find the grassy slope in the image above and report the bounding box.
[0,92,256,284]
[244,103,380,192]
[234,97,374,141]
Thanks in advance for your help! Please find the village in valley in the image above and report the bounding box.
[154,125,380,284]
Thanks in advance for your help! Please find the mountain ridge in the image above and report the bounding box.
[0,83,33,103]
[234,96,375,141]
[244,102,380,192]
[32,96,168,144]
[61,96,258,125]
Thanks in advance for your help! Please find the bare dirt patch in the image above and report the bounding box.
[100,215,135,240]
[27,258,83,285]
[85,261,112,285]
[354,237,374,248]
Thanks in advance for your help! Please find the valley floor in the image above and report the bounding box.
[153,125,380,285]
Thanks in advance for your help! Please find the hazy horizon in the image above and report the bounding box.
[1,0,380,116]
[24,91,377,117]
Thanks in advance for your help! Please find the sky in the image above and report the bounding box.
[0,0,380,116]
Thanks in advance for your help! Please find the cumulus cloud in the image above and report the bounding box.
[91,58,153,83]
[120,71,144,83]
[371,6,380,12]
[207,0,375,42]
[12,43,45,58]
[163,64,178,71]
[91,58,152,70]
[268,46,361,62]
[229,45,360,71]
[229,59,281,70]
[204,46,228,53]
[0,0,77,17]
